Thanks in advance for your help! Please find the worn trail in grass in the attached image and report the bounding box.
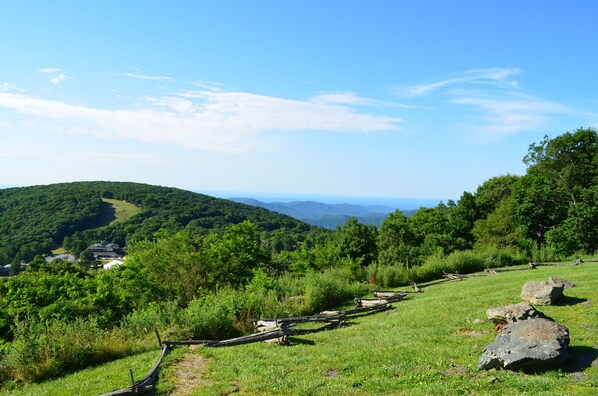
[164,264,598,395]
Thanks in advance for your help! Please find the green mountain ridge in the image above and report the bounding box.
[0,181,313,264]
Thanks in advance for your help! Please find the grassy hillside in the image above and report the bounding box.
[100,198,142,224]
[10,263,596,395]
[1,349,161,396]
[160,264,597,395]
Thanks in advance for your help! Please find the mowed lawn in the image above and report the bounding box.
[164,264,598,395]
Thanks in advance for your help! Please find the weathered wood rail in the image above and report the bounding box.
[100,343,171,396]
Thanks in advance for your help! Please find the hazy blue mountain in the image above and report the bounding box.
[229,198,419,228]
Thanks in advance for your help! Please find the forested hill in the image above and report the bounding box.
[0,181,313,264]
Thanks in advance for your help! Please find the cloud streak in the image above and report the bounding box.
[0,89,401,153]
[38,68,67,85]
[393,67,576,143]
[394,67,520,97]
[310,91,415,108]
[119,72,173,82]
[452,92,573,143]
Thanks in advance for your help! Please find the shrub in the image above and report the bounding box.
[1,318,148,383]
[303,268,368,313]
[367,264,410,288]
[120,300,187,340]
[183,289,247,340]
[444,250,486,274]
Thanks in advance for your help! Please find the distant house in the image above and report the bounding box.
[0,263,28,276]
[102,259,124,270]
[45,254,77,263]
[88,240,124,259]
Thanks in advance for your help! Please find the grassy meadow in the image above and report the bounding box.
[4,262,597,395]
[161,263,597,395]
[100,198,142,224]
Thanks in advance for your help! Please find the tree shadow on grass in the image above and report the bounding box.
[556,296,588,306]
[566,346,598,372]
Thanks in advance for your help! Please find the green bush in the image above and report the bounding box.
[367,264,411,288]
[303,268,369,313]
[120,300,187,340]
[444,250,486,274]
[183,289,247,340]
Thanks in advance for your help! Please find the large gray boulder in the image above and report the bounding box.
[477,318,570,371]
[521,281,564,305]
[486,302,543,325]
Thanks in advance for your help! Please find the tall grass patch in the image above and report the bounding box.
[303,267,369,312]
[369,249,526,288]
[1,318,151,383]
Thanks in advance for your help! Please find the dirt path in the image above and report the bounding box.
[169,350,211,396]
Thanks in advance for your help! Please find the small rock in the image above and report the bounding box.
[327,370,339,377]
[569,372,588,382]
[472,319,484,325]
[486,302,543,325]
[521,281,564,305]
[488,376,500,384]
[478,318,570,371]
[548,277,576,289]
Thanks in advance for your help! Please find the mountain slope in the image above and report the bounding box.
[0,181,313,263]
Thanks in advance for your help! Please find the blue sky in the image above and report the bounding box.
[1,1,596,202]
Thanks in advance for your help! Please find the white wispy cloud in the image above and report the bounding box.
[0,89,401,153]
[393,67,577,143]
[193,80,225,92]
[37,68,68,85]
[451,91,573,143]
[310,91,415,108]
[394,67,520,97]
[50,74,66,85]
[119,72,173,82]
[38,68,62,74]
[0,83,22,92]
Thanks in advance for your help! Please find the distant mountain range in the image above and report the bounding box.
[229,198,420,229]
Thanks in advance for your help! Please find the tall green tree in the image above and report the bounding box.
[473,196,523,249]
[515,128,598,245]
[204,221,270,287]
[334,217,378,266]
[448,192,479,250]
[125,231,209,305]
[377,210,420,266]
[474,174,520,219]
